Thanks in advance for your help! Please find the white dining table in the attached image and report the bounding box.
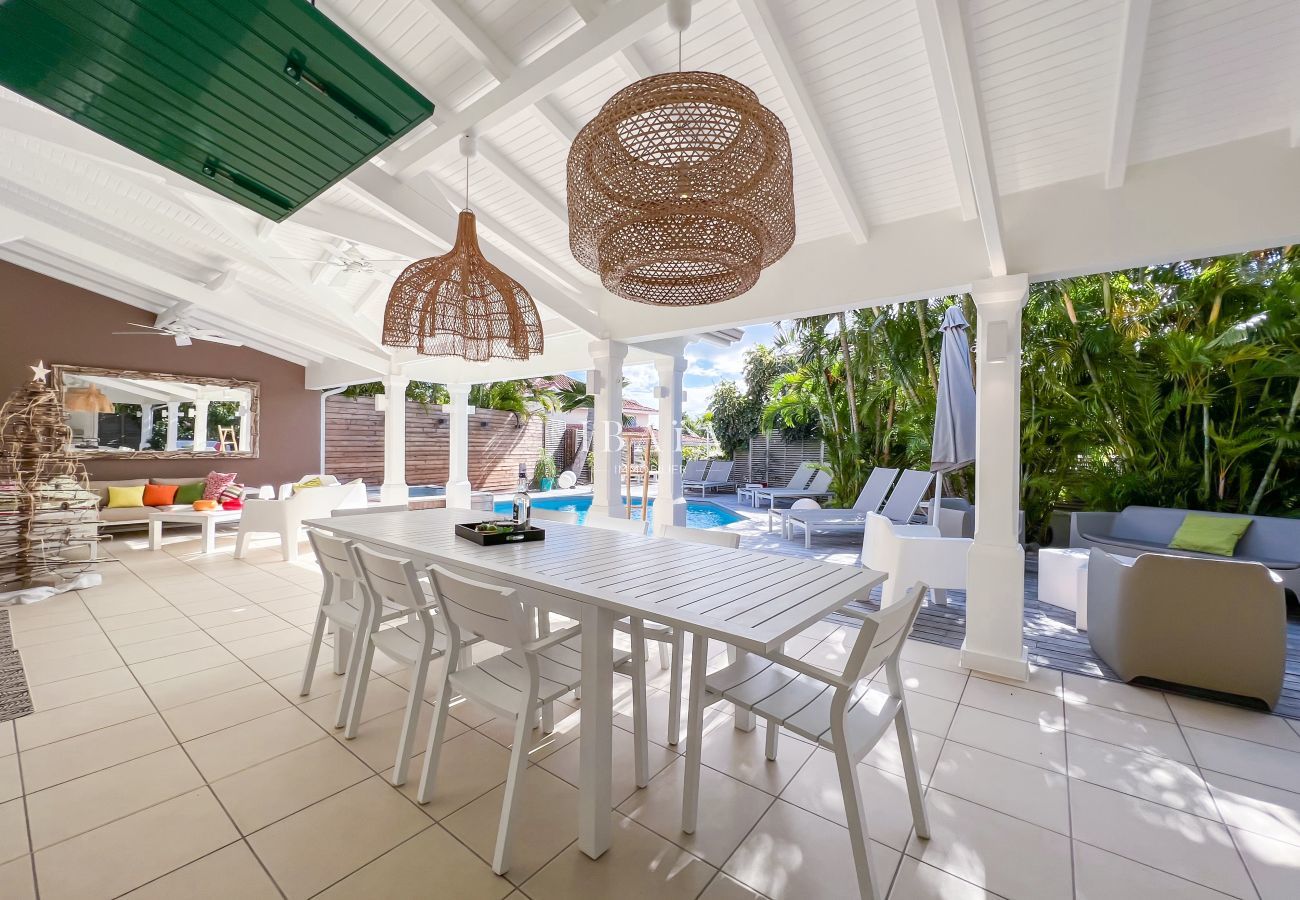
[305,507,885,859]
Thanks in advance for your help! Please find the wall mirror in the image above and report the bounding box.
[53,365,259,459]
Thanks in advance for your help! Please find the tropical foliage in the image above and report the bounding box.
[709,248,1300,540]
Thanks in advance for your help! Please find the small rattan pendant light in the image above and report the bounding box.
[567,0,794,306]
[383,133,544,361]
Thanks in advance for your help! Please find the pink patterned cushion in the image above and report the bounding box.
[202,471,237,501]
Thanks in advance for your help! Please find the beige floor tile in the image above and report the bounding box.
[301,676,410,730]
[106,617,199,648]
[96,607,186,632]
[17,634,116,663]
[11,620,103,648]
[222,628,309,660]
[699,873,769,899]
[25,746,203,850]
[542,720,677,808]
[188,605,277,630]
[244,644,317,679]
[889,856,996,899]
[1167,695,1300,751]
[1069,779,1254,898]
[204,615,299,644]
[165,595,251,616]
[1185,727,1300,793]
[212,737,373,833]
[81,592,171,617]
[1064,703,1193,763]
[1072,841,1228,900]
[525,812,716,900]
[0,756,19,804]
[141,661,261,710]
[29,667,138,712]
[337,701,467,772]
[0,723,13,758]
[316,824,511,900]
[129,645,239,685]
[21,649,122,686]
[116,630,219,664]
[0,855,36,900]
[861,728,943,785]
[697,713,816,796]
[1067,733,1219,819]
[20,715,176,793]
[1060,673,1174,722]
[930,741,1070,834]
[161,682,290,742]
[184,707,327,782]
[779,748,921,850]
[725,799,901,900]
[946,706,1066,772]
[443,764,578,886]
[0,798,28,864]
[903,789,1072,900]
[118,841,281,900]
[16,688,154,751]
[248,776,430,900]
[620,756,772,867]
[33,788,238,900]
[873,660,968,703]
[1231,826,1300,900]
[1204,769,1300,847]
[959,675,1064,728]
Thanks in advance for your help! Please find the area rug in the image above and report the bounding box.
[0,610,33,722]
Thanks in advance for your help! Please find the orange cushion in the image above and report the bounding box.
[142,483,178,507]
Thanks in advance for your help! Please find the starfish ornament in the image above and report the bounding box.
[30,360,51,383]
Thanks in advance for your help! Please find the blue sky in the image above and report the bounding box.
[566,322,780,418]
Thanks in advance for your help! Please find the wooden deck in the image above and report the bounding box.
[711,494,1300,720]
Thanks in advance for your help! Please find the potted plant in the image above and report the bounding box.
[535,450,557,491]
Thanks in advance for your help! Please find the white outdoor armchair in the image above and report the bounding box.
[861,512,970,607]
[235,479,367,561]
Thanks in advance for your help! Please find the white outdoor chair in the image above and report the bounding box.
[779,466,899,538]
[345,544,482,786]
[528,507,579,525]
[300,530,368,727]
[235,479,367,561]
[680,583,932,900]
[753,465,833,508]
[415,563,647,875]
[861,512,970,607]
[741,462,813,507]
[683,459,734,495]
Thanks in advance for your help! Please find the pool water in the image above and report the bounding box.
[492,494,743,529]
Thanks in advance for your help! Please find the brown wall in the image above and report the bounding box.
[325,395,559,493]
[0,260,320,487]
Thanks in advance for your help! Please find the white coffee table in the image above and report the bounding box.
[1038,547,1137,630]
[148,508,242,553]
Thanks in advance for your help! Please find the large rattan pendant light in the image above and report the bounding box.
[383,133,544,361]
[567,0,795,306]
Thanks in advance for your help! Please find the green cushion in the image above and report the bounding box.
[105,485,146,509]
[174,482,206,505]
[1168,513,1252,557]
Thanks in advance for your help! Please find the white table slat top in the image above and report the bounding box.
[305,508,885,653]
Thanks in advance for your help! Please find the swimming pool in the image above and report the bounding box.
[492,494,744,529]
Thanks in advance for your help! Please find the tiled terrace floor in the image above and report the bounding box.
[2,526,1300,899]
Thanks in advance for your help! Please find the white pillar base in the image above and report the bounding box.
[959,540,1029,681]
[958,641,1028,681]
[380,482,410,505]
[445,480,472,509]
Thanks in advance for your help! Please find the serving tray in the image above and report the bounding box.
[454,521,546,546]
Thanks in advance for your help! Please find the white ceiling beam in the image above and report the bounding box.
[385,0,665,176]
[571,0,654,81]
[916,0,1006,276]
[737,0,870,243]
[914,5,978,221]
[0,207,384,371]
[1103,0,1152,189]
[477,142,568,226]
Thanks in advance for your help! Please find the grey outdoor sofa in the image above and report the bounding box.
[1071,505,1300,599]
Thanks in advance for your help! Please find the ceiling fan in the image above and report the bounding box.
[272,241,407,275]
[112,320,243,347]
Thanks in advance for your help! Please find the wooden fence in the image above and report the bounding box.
[729,430,825,485]
[324,395,565,493]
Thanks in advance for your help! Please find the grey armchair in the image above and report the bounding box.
[1086,549,1286,709]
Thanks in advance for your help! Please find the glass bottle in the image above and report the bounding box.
[512,462,531,528]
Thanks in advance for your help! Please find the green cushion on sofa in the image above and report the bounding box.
[174,482,206,505]
[1168,513,1251,556]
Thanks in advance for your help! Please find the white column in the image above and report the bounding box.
[960,273,1030,681]
[192,398,210,452]
[445,383,473,509]
[652,345,688,533]
[139,404,154,451]
[588,339,627,520]
[237,405,251,452]
[380,372,410,505]
[164,401,179,451]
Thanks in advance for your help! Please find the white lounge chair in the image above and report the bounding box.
[776,467,898,537]
[681,459,708,483]
[740,462,813,507]
[861,512,970,607]
[683,459,734,495]
[783,469,933,549]
[235,478,367,561]
[752,466,833,508]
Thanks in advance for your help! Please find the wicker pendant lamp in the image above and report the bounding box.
[567,0,794,306]
[383,134,544,361]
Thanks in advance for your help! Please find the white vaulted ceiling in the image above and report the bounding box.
[1,0,1298,386]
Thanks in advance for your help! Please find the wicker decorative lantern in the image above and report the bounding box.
[383,134,544,361]
[567,70,795,306]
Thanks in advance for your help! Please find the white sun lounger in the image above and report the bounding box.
[772,466,898,534]
[681,459,708,483]
[752,468,832,508]
[683,460,734,495]
[785,469,933,548]
[740,463,814,507]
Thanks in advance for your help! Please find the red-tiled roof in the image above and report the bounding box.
[621,398,657,414]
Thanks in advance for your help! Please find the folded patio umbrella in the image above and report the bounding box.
[929,305,977,524]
